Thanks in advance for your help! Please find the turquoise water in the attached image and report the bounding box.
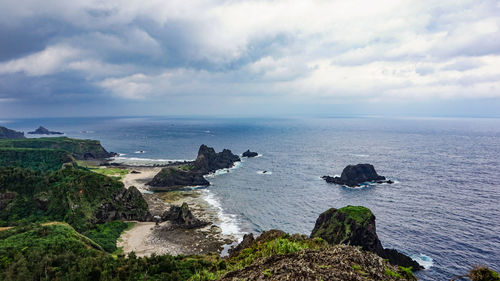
[4,116,500,280]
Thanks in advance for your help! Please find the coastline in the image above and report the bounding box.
[117,164,239,257]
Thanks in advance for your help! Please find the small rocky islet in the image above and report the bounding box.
[242,149,258,157]
[147,144,241,191]
[28,126,63,135]
[322,163,394,187]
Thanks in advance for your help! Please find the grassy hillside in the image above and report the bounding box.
[0,223,216,281]
[0,148,74,172]
[0,137,114,159]
[0,167,149,231]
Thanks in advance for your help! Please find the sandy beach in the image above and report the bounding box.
[117,166,237,257]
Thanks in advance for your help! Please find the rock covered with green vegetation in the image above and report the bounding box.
[0,166,150,231]
[0,137,116,160]
[311,205,422,270]
[0,148,74,172]
[148,145,240,190]
[0,126,25,139]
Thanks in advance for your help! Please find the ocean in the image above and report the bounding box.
[3,116,500,280]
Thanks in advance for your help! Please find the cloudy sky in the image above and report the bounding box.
[1,0,500,117]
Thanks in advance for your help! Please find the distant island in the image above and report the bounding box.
[0,126,25,139]
[28,126,63,135]
[323,163,394,187]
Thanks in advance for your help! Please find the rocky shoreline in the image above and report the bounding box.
[116,164,238,257]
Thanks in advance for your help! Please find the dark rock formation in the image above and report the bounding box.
[0,126,25,139]
[228,233,255,258]
[311,206,422,270]
[94,186,152,223]
[322,164,392,187]
[161,202,208,229]
[147,168,209,190]
[28,126,63,135]
[242,149,258,158]
[194,145,240,174]
[148,145,240,190]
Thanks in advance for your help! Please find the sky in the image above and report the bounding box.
[1,0,500,118]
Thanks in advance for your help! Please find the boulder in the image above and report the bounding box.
[228,233,255,258]
[242,149,258,158]
[161,202,208,229]
[322,164,391,187]
[311,206,422,270]
[28,126,63,135]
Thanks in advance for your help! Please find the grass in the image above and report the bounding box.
[77,161,129,180]
[189,235,327,281]
[337,205,374,225]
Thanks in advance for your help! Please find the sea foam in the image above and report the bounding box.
[411,253,433,269]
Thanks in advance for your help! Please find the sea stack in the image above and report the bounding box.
[322,164,393,187]
[147,144,240,190]
[242,149,258,158]
[311,206,422,270]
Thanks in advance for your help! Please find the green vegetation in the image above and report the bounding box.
[399,266,417,280]
[0,223,216,281]
[385,268,402,278]
[337,205,374,225]
[180,164,196,171]
[85,221,134,253]
[0,166,148,231]
[0,147,74,172]
[0,137,112,159]
[190,234,327,280]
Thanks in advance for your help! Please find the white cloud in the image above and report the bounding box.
[0,45,79,76]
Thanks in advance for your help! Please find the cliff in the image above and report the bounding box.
[0,137,116,160]
[310,205,422,270]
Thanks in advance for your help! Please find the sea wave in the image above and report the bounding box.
[202,189,242,238]
[411,253,433,269]
[205,161,243,178]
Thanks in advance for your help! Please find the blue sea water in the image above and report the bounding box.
[3,116,500,280]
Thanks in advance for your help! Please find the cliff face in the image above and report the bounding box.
[311,206,422,270]
[0,126,25,139]
[148,144,240,190]
[0,137,116,160]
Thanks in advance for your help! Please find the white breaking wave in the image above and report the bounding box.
[411,253,433,269]
[205,161,243,178]
[202,189,242,238]
[134,150,146,154]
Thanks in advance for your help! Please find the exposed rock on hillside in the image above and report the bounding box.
[28,126,63,135]
[0,126,25,139]
[310,206,422,270]
[161,202,208,229]
[94,186,152,223]
[148,144,239,190]
[242,149,258,158]
[322,164,393,187]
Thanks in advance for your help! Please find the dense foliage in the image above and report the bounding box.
[0,148,74,172]
[85,221,134,253]
[0,137,113,159]
[0,167,148,231]
[0,223,215,281]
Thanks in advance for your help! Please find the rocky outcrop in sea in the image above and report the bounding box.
[310,205,422,270]
[242,149,258,158]
[322,163,393,187]
[28,126,63,135]
[147,144,240,191]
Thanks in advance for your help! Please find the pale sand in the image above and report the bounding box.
[121,167,162,192]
